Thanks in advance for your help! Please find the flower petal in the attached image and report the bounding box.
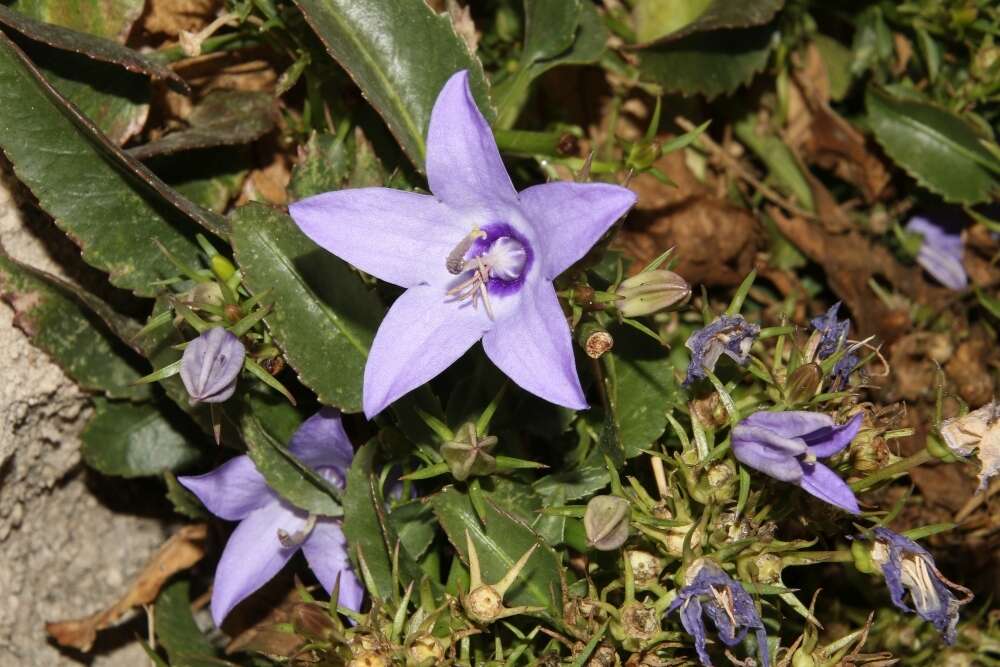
[482,279,586,410]
[364,285,488,418]
[426,70,516,211]
[288,407,354,475]
[799,462,860,513]
[804,412,863,458]
[178,456,273,521]
[301,519,364,612]
[180,327,245,403]
[678,597,712,667]
[731,439,804,483]
[740,410,835,438]
[518,181,637,279]
[732,424,809,457]
[210,501,305,625]
[290,188,464,288]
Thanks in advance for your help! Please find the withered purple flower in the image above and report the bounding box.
[870,528,973,644]
[905,216,967,291]
[178,408,362,625]
[666,559,769,667]
[290,70,636,417]
[683,315,760,386]
[809,302,858,390]
[179,326,245,404]
[731,411,862,513]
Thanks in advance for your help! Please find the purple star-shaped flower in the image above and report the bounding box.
[180,327,245,404]
[905,215,967,290]
[809,302,858,390]
[667,559,770,667]
[683,314,760,386]
[870,528,973,644]
[731,410,863,513]
[289,70,636,418]
[178,408,363,625]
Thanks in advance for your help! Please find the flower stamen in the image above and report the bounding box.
[277,513,318,548]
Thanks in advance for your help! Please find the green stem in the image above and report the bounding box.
[850,448,934,492]
[494,129,573,157]
[783,550,854,567]
[153,33,259,64]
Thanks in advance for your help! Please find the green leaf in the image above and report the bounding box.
[522,0,580,63]
[733,113,813,210]
[151,147,251,215]
[638,24,776,100]
[288,131,355,200]
[633,0,784,45]
[430,487,562,619]
[242,414,342,516]
[0,253,149,399]
[82,399,204,477]
[165,472,210,520]
[9,0,144,42]
[0,32,226,296]
[155,580,232,667]
[128,90,275,159]
[533,465,610,502]
[865,86,1000,204]
[388,499,437,562]
[231,203,381,413]
[293,0,491,168]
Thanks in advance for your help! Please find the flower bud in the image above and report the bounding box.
[290,602,338,640]
[211,254,237,281]
[180,327,245,404]
[785,363,822,404]
[585,330,614,359]
[851,539,877,574]
[627,550,662,588]
[615,270,690,318]
[584,495,630,551]
[441,422,497,482]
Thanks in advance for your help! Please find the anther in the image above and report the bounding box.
[447,228,486,275]
[277,513,318,548]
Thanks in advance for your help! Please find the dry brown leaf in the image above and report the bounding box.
[45,524,208,652]
[140,0,221,39]
[945,337,996,407]
[448,0,479,54]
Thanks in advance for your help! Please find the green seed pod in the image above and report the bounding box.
[584,495,630,551]
[210,254,237,281]
[441,422,498,482]
[851,539,877,574]
[615,270,690,317]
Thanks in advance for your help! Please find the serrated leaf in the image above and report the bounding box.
[638,24,776,100]
[0,33,226,296]
[865,86,1000,204]
[0,253,149,399]
[82,399,204,477]
[430,487,562,619]
[633,0,784,46]
[388,499,437,562]
[230,203,381,413]
[522,0,581,64]
[293,0,491,168]
[533,465,610,501]
[155,580,232,667]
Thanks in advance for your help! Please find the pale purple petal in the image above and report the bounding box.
[426,70,516,211]
[731,424,808,457]
[799,462,860,514]
[678,597,712,667]
[741,410,834,438]
[364,285,488,418]
[180,327,245,403]
[301,519,364,612]
[290,188,464,288]
[482,279,586,410]
[906,216,967,290]
[177,456,274,521]
[288,407,353,474]
[731,440,804,483]
[805,412,863,458]
[518,182,637,279]
[210,501,306,625]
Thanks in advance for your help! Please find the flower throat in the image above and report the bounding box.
[445,223,530,319]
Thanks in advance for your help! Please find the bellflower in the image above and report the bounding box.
[666,559,769,667]
[731,411,863,513]
[180,326,245,403]
[905,216,967,290]
[939,402,1000,491]
[870,528,973,644]
[809,302,858,390]
[290,70,636,417]
[683,315,760,386]
[178,408,362,625]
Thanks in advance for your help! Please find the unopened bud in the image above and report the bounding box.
[180,327,245,404]
[785,363,822,404]
[615,270,690,317]
[406,634,445,667]
[290,602,337,639]
[441,422,497,482]
[210,254,237,281]
[851,539,877,574]
[585,330,614,359]
[584,495,630,551]
[627,550,662,588]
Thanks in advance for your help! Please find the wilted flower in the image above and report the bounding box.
[615,269,690,317]
[939,402,1000,491]
[905,216,967,290]
[731,410,863,513]
[809,302,858,390]
[178,408,362,625]
[870,528,974,644]
[290,70,636,417]
[684,315,760,386]
[179,327,245,403]
[666,558,770,667]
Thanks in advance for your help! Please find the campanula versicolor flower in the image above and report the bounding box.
[290,70,636,417]
[731,410,862,513]
[905,215,967,290]
[870,528,973,644]
[809,302,859,390]
[178,408,362,625]
[179,326,245,403]
[666,559,770,667]
[683,314,760,386]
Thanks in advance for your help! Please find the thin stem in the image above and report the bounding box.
[850,449,934,492]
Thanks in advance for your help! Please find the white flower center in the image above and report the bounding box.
[483,236,527,281]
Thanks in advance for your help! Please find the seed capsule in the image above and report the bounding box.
[584,495,630,551]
